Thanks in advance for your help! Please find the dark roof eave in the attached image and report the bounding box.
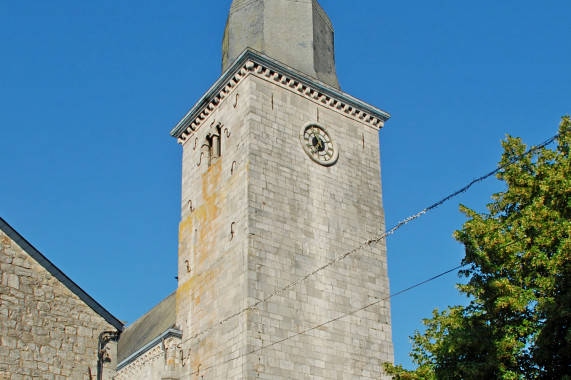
[117,327,182,371]
[170,48,390,139]
[0,217,124,331]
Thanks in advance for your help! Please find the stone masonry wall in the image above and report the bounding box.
[244,74,394,379]
[173,71,393,379]
[0,230,118,380]
[175,76,251,378]
[114,336,180,380]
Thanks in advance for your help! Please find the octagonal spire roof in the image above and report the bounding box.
[222,0,340,89]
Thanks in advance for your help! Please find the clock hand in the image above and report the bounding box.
[311,126,320,140]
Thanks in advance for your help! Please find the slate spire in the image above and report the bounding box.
[222,0,340,89]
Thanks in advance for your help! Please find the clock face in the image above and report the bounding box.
[300,123,339,166]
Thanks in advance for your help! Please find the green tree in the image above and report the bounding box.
[385,117,571,379]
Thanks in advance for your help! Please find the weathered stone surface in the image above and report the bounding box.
[114,335,180,380]
[222,0,340,89]
[167,70,393,378]
[0,228,119,379]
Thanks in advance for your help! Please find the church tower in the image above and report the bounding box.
[171,1,394,378]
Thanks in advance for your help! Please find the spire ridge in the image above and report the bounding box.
[222,0,340,89]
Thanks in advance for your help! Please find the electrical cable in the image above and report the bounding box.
[185,264,467,376]
[174,127,569,348]
[127,208,542,375]
[183,234,535,376]
[119,128,569,375]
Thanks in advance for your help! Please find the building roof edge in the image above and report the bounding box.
[171,48,390,142]
[0,216,124,331]
[117,327,182,371]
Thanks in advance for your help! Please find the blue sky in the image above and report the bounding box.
[1,0,570,370]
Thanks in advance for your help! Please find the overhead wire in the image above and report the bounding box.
[174,127,568,348]
[126,234,532,375]
[183,234,536,376]
[124,128,568,376]
[185,264,466,376]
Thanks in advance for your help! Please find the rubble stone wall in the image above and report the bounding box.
[0,230,118,380]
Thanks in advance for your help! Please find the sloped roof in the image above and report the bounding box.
[0,216,123,331]
[117,291,177,364]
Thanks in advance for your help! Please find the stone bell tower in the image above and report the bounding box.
[171,0,394,378]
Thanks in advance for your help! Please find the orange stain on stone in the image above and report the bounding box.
[176,158,226,335]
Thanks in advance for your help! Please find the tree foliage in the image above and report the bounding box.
[384,117,571,379]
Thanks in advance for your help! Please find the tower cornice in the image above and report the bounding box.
[171,49,390,144]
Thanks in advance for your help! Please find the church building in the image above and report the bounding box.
[116,0,394,378]
[1,1,394,379]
